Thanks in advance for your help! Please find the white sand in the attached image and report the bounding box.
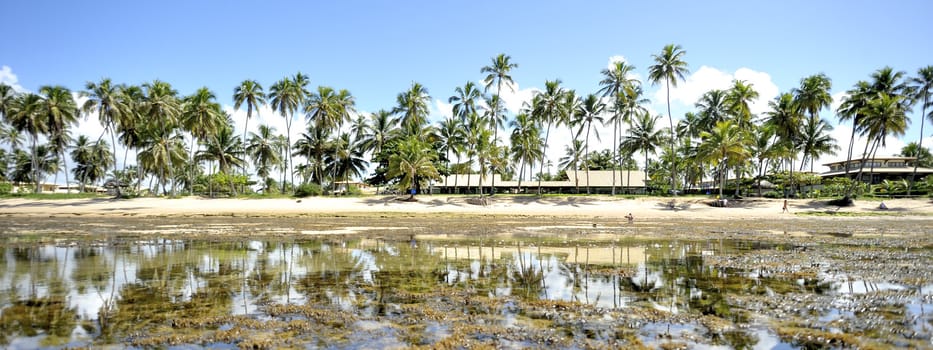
[2,195,931,220]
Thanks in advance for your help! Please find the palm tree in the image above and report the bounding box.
[908,66,933,195]
[197,125,245,196]
[697,121,751,200]
[857,93,910,187]
[531,80,565,194]
[482,53,518,193]
[247,124,282,192]
[0,83,15,120]
[8,93,47,192]
[798,115,839,172]
[696,90,730,129]
[836,81,872,187]
[71,136,113,192]
[462,112,485,193]
[82,78,125,175]
[329,132,368,192]
[438,117,465,191]
[726,80,759,129]
[509,112,542,192]
[387,136,440,200]
[233,79,266,174]
[181,87,225,194]
[617,84,650,194]
[621,113,664,194]
[269,73,309,191]
[141,80,182,195]
[306,86,355,191]
[562,90,582,193]
[558,140,585,192]
[648,44,689,196]
[293,125,332,187]
[764,92,804,196]
[36,86,79,192]
[449,81,483,122]
[793,74,833,127]
[598,61,638,195]
[392,82,431,136]
[575,94,606,194]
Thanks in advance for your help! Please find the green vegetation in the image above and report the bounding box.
[0,54,929,202]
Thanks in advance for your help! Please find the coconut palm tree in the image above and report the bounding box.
[37,86,79,193]
[8,93,47,192]
[293,124,332,187]
[82,78,125,174]
[617,84,650,194]
[0,83,15,120]
[697,120,751,199]
[764,92,804,196]
[798,115,839,172]
[269,73,308,191]
[437,117,465,191]
[558,139,585,191]
[621,113,664,194]
[509,112,542,192]
[329,132,368,193]
[598,61,638,195]
[481,53,518,142]
[233,80,266,151]
[392,82,431,136]
[857,93,910,186]
[648,44,689,196]
[387,135,440,200]
[908,66,933,195]
[531,80,566,194]
[181,87,225,194]
[71,136,113,192]
[247,124,282,192]
[793,74,833,126]
[726,80,759,129]
[696,90,730,128]
[138,126,186,196]
[836,81,873,185]
[140,80,182,195]
[198,124,245,196]
[449,81,483,123]
[574,94,606,194]
[562,90,582,193]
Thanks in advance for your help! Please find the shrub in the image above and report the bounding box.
[0,182,12,195]
[295,183,322,197]
[762,190,782,198]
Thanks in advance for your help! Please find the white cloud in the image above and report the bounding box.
[651,65,780,120]
[431,98,453,122]
[830,91,847,115]
[0,65,26,92]
[498,80,539,116]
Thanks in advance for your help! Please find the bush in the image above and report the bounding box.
[295,183,322,197]
[762,190,782,198]
[0,182,11,195]
[345,185,362,196]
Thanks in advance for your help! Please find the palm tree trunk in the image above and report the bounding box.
[851,137,879,195]
[584,122,591,195]
[611,118,618,196]
[110,123,119,174]
[61,150,70,194]
[644,151,649,194]
[665,79,677,198]
[32,134,39,193]
[908,97,927,196]
[285,113,293,192]
[538,121,552,195]
[491,83,502,195]
[444,148,450,193]
[517,156,524,193]
[453,153,460,194]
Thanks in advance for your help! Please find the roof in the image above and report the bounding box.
[823,157,917,166]
[820,167,933,177]
[436,170,647,188]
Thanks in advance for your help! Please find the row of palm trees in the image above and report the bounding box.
[1,46,931,199]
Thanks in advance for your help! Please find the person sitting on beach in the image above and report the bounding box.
[625,213,634,224]
[879,201,888,210]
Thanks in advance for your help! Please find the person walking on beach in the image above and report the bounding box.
[625,213,634,224]
[782,199,788,213]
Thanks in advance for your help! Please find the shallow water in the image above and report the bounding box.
[0,216,931,349]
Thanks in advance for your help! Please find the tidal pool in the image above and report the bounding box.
[0,216,931,349]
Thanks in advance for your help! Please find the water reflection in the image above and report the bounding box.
[0,235,929,348]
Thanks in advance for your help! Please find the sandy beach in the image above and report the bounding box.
[2,195,931,221]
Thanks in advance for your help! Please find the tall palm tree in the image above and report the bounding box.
[558,139,585,192]
[387,135,440,200]
[764,92,804,196]
[181,87,225,194]
[392,82,431,136]
[798,115,839,172]
[269,74,307,191]
[575,94,606,194]
[438,117,465,191]
[531,80,566,194]
[509,112,542,192]
[233,79,266,174]
[141,80,182,195]
[247,124,282,192]
[648,44,689,196]
[463,112,486,193]
[38,86,79,193]
[725,80,759,129]
[908,66,933,195]
[449,81,483,123]
[562,90,582,193]
[197,124,245,196]
[306,86,355,191]
[857,93,910,186]
[482,53,518,194]
[617,84,649,194]
[8,93,46,192]
[329,132,368,192]
[793,74,833,126]
[696,90,730,129]
[82,78,125,175]
[621,113,664,194]
[836,81,873,185]
[598,61,638,195]
[0,83,15,120]
[697,120,751,200]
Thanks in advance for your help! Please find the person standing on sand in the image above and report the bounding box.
[782,199,788,213]
[625,213,634,224]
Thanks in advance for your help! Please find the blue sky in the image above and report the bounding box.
[3,0,932,176]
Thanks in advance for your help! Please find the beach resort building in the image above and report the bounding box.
[820,157,933,183]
